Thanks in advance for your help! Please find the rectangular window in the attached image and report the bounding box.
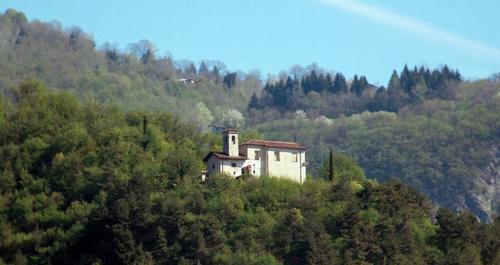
[231,162,237,167]
[292,152,298,162]
[254,150,260,160]
[274,151,280,161]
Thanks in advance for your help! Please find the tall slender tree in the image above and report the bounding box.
[329,149,335,181]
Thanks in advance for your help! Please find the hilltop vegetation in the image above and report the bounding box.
[0,82,499,264]
[0,9,258,129]
[0,8,499,221]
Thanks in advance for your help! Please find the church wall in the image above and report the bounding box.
[265,148,306,183]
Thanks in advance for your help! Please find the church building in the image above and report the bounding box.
[203,129,307,183]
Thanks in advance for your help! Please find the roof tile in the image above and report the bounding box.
[240,139,306,150]
[203,152,247,162]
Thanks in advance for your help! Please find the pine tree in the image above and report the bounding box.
[198,62,209,77]
[223,72,237,89]
[359,76,369,93]
[400,65,413,94]
[309,70,319,93]
[186,63,197,75]
[333,73,348,94]
[387,70,401,92]
[248,93,260,110]
[152,227,171,264]
[212,66,220,83]
[351,75,361,96]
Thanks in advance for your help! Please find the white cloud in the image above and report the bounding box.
[319,0,500,61]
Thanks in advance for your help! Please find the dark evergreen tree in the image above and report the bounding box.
[223,72,237,89]
[387,70,401,92]
[351,75,361,96]
[186,63,197,75]
[328,149,334,181]
[359,76,369,94]
[212,66,220,83]
[198,61,209,77]
[248,93,260,110]
[333,73,348,94]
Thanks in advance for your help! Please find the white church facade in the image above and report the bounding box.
[203,129,307,183]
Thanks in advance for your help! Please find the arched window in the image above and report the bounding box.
[231,135,236,144]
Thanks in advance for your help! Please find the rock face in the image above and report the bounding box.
[463,145,500,222]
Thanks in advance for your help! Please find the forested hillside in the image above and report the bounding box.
[254,79,500,222]
[0,8,499,221]
[0,9,258,130]
[0,82,498,264]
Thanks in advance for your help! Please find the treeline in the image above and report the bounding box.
[1,9,464,129]
[248,65,461,124]
[0,9,257,129]
[370,65,462,112]
[0,82,499,264]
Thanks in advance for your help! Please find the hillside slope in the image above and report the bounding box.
[255,80,500,221]
[0,9,499,221]
[0,83,498,264]
[0,9,259,129]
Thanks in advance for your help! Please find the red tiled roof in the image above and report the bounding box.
[240,139,306,150]
[203,152,247,162]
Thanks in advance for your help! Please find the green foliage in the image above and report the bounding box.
[0,9,258,128]
[0,82,500,264]
[320,153,366,182]
[256,80,500,221]
[0,85,498,264]
[0,8,499,264]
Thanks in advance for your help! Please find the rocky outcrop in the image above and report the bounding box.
[465,145,500,222]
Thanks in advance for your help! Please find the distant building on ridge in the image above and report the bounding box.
[203,129,307,183]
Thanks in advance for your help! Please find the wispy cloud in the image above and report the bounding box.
[319,0,500,61]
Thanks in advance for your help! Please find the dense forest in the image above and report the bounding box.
[0,9,500,263]
[0,81,498,264]
[248,65,461,119]
[253,76,500,222]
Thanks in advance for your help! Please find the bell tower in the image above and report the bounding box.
[223,128,239,156]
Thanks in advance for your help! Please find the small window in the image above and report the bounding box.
[212,164,215,169]
[231,162,237,167]
[274,151,280,161]
[231,135,236,144]
[253,170,255,174]
[292,152,298,162]
[254,150,260,160]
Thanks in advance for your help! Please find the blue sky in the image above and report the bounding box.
[2,0,500,85]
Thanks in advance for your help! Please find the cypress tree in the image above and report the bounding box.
[329,149,334,181]
[143,115,148,150]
